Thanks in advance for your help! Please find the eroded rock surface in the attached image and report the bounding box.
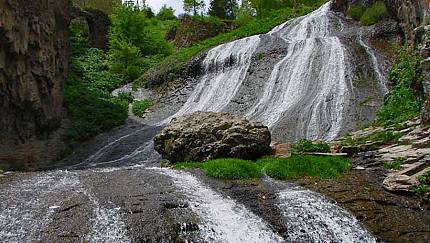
[154,112,271,163]
[0,0,71,168]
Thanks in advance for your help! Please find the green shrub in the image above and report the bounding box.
[132,99,153,117]
[259,156,351,180]
[347,5,364,21]
[291,139,331,154]
[414,184,429,196]
[117,92,134,103]
[343,131,402,146]
[360,1,388,26]
[377,47,423,125]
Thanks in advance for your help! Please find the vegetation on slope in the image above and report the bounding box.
[347,1,388,26]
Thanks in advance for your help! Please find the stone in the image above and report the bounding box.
[383,174,419,192]
[154,112,272,163]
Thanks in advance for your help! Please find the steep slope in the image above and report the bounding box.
[147,2,395,142]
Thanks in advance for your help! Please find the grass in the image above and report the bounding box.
[132,99,153,117]
[291,139,331,154]
[347,5,364,21]
[175,155,351,181]
[176,158,262,180]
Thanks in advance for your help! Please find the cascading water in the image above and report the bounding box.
[164,2,387,141]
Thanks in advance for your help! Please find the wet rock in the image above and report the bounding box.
[154,112,271,163]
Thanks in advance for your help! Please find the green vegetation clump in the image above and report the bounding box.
[177,158,262,180]
[176,155,351,181]
[377,47,423,126]
[415,171,430,195]
[132,99,153,117]
[291,139,331,154]
[347,5,364,21]
[259,156,351,180]
[384,157,404,170]
[360,1,388,26]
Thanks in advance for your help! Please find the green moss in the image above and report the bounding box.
[175,155,350,181]
[132,99,153,117]
[360,1,388,26]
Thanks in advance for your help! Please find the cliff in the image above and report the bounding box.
[0,0,71,169]
[332,0,430,125]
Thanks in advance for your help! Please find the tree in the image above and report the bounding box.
[183,0,206,15]
[157,5,177,20]
[208,0,238,19]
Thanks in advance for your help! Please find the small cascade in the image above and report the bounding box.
[269,179,376,242]
[153,168,284,243]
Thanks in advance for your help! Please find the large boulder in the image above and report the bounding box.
[154,112,272,163]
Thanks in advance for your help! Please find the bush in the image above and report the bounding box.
[377,47,423,125]
[347,5,364,21]
[291,139,331,154]
[384,158,404,170]
[360,1,388,26]
[132,99,153,117]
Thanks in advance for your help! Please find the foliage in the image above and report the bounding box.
[132,99,153,117]
[360,1,388,26]
[377,47,423,125]
[347,4,364,21]
[259,155,351,180]
[65,22,128,143]
[176,155,350,181]
[208,0,239,19]
[117,92,134,103]
[183,0,206,15]
[157,5,177,20]
[73,0,120,14]
[108,4,172,81]
[383,157,404,170]
[415,170,430,196]
[291,139,331,154]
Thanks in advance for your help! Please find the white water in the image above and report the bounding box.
[163,35,261,123]
[0,171,130,242]
[164,2,386,141]
[153,168,284,243]
[276,183,376,242]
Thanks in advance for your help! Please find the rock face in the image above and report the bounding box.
[154,112,272,163]
[0,0,70,168]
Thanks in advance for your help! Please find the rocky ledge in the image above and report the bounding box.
[154,112,272,163]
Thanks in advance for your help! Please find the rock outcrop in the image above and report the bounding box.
[0,0,71,168]
[154,112,272,163]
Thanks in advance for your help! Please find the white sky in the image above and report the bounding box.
[131,0,212,15]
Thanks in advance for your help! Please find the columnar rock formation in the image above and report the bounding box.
[0,0,71,168]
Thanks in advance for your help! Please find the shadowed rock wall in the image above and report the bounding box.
[0,0,71,168]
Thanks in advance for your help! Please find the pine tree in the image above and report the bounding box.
[183,0,205,15]
[208,0,238,19]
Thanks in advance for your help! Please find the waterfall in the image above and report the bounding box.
[164,1,387,141]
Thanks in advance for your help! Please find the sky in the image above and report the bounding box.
[138,0,211,15]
